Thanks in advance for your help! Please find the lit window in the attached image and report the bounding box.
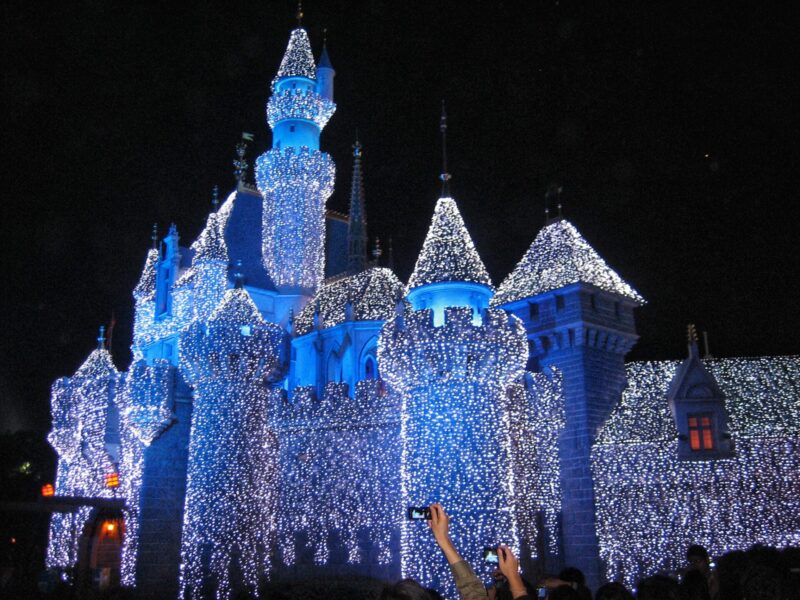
[688,414,714,450]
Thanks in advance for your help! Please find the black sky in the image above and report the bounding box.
[2,1,798,432]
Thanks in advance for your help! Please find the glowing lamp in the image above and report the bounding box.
[105,522,116,533]
[41,483,55,497]
[105,473,120,488]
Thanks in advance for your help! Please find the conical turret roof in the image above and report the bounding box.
[407,197,492,290]
[492,219,644,306]
[191,213,228,262]
[208,287,264,326]
[133,248,159,299]
[273,28,316,86]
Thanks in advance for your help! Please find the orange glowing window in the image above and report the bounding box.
[105,473,120,488]
[688,414,714,450]
[41,483,55,497]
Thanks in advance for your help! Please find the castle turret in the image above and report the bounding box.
[315,40,335,102]
[380,305,527,595]
[492,217,644,588]
[347,139,368,273]
[46,329,120,570]
[255,27,336,296]
[380,196,527,596]
[178,288,286,599]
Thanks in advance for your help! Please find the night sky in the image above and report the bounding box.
[2,1,798,432]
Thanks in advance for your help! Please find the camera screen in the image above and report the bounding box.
[483,547,499,564]
[407,507,431,520]
[537,587,547,598]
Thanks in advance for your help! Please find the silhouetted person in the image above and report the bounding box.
[636,575,679,600]
[596,582,634,600]
[680,569,710,600]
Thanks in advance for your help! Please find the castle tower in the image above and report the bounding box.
[379,197,528,596]
[346,139,368,273]
[178,287,286,599]
[255,27,336,296]
[46,330,119,571]
[492,218,644,588]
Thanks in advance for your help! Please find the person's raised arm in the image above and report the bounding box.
[498,545,528,599]
[428,503,487,600]
[428,502,462,565]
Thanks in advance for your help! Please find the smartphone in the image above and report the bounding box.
[407,506,431,520]
[537,588,547,598]
[483,546,499,564]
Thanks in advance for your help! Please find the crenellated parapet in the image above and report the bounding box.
[272,379,399,431]
[379,306,527,390]
[267,89,336,130]
[273,379,402,574]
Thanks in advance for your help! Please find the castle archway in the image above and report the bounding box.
[76,509,125,591]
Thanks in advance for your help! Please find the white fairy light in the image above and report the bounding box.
[492,219,643,307]
[593,356,800,588]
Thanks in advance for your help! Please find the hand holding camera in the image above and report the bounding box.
[498,545,528,599]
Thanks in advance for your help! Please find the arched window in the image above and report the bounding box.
[360,338,380,381]
[364,355,377,380]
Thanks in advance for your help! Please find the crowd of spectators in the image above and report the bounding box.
[382,504,800,600]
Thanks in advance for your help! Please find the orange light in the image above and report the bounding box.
[105,473,120,488]
[10,538,16,544]
[41,483,55,497]
[105,522,115,533]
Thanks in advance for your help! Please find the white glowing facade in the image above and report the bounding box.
[43,21,799,600]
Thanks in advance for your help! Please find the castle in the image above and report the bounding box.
[44,24,800,600]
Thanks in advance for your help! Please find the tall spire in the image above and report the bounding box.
[439,100,452,197]
[544,183,563,224]
[347,136,368,273]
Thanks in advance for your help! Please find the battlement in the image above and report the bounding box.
[272,379,399,430]
[379,306,528,390]
[267,88,336,129]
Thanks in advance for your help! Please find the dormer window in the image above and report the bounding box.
[667,327,735,460]
[688,413,714,451]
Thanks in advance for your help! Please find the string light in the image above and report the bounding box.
[407,198,493,291]
[593,356,800,588]
[178,288,286,600]
[492,219,644,307]
[267,89,335,130]
[379,305,528,596]
[42,16,799,600]
[46,347,118,572]
[272,28,317,89]
[271,380,402,568]
[293,267,406,335]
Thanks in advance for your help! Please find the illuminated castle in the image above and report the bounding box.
[45,24,800,600]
